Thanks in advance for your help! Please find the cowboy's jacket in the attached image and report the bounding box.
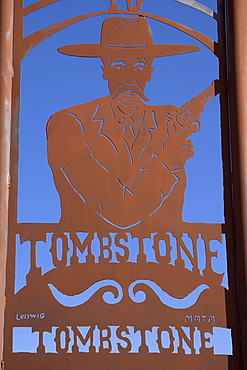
[47,96,187,229]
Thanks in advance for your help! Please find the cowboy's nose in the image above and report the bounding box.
[124,76,137,85]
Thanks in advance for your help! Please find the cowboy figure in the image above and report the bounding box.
[47,16,209,230]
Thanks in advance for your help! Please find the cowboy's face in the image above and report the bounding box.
[102,56,154,104]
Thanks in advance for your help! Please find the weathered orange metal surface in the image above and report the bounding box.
[3,0,238,368]
[0,0,14,361]
[226,0,247,367]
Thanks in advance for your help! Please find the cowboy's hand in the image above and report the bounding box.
[174,103,201,133]
[161,123,195,171]
[174,81,217,132]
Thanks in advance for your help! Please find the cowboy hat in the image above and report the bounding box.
[58,16,200,58]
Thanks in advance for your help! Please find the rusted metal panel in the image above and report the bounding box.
[2,0,241,368]
[0,0,14,360]
[225,0,247,368]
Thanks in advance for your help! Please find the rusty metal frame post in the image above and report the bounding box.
[1,0,242,368]
[0,0,14,361]
[216,1,242,368]
[227,0,247,368]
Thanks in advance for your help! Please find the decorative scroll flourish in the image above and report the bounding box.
[128,280,209,308]
[48,279,123,307]
[48,279,209,308]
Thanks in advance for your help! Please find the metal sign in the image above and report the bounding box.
[4,0,237,368]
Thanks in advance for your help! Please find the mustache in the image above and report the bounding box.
[110,84,150,101]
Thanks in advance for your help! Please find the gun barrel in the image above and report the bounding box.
[177,80,219,135]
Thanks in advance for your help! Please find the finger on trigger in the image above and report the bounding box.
[182,112,195,122]
[179,108,191,117]
[178,105,188,115]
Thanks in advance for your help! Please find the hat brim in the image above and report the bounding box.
[58,44,200,58]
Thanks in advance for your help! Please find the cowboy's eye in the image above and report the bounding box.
[135,66,145,71]
[134,64,146,71]
[111,63,126,70]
